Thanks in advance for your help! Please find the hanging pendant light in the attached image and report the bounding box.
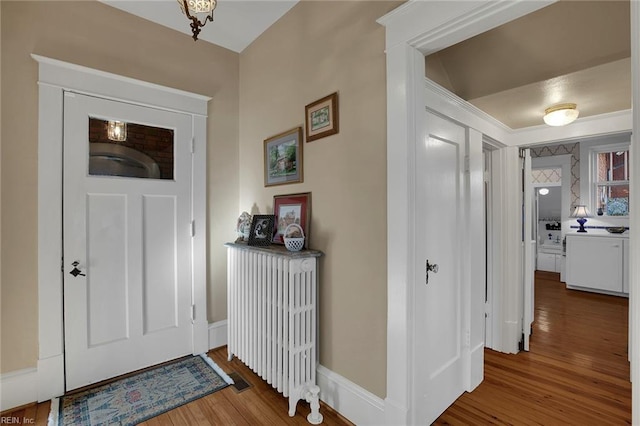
[107,121,127,142]
[543,103,579,127]
[178,0,217,41]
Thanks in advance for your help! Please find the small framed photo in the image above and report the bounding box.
[248,215,275,247]
[264,127,303,187]
[305,92,339,142]
[272,193,311,247]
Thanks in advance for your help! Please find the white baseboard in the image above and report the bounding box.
[208,320,228,350]
[37,355,64,403]
[0,368,38,412]
[384,397,409,425]
[317,365,385,425]
[213,318,380,424]
[469,343,484,391]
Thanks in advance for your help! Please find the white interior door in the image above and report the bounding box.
[523,149,534,351]
[414,111,467,423]
[63,92,194,390]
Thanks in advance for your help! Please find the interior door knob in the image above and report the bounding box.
[426,260,439,284]
[70,261,86,277]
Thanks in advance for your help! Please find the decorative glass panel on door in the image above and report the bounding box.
[88,118,174,180]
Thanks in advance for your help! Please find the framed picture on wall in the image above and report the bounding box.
[305,92,339,142]
[272,192,311,247]
[247,215,275,246]
[264,127,303,187]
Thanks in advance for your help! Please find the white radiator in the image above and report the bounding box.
[226,243,323,424]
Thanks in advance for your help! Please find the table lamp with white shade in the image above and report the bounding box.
[571,205,592,233]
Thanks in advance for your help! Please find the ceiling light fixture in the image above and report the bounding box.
[538,188,549,195]
[178,0,217,41]
[543,103,579,127]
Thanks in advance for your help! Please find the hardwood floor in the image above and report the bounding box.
[3,272,631,425]
[435,271,631,425]
[1,348,352,426]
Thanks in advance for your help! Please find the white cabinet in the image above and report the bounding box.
[537,242,563,273]
[566,234,626,294]
[538,252,560,272]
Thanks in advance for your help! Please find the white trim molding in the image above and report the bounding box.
[33,55,210,404]
[208,320,228,350]
[317,365,385,426]
[390,42,631,151]
[31,55,209,117]
[630,1,639,424]
[424,78,633,149]
[0,368,38,412]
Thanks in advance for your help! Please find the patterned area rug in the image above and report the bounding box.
[54,355,232,426]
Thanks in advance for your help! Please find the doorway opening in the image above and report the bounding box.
[532,162,563,274]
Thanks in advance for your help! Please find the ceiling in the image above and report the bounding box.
[102,1,630,130]
[426,1,631,129]
[100,0,298,52]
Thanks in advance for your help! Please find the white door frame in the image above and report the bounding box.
[378,0,639,423]
[629,1,639,414]
[482,143,497,350]
[523,149,533,351]
[378,3,553,423]
[33,55,210,402]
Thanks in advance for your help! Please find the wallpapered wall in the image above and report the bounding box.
[532,168,562,184]
[531,143,580,206]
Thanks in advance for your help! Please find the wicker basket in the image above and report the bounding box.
[283,223,305,252]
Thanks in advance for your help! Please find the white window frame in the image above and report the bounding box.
[590,142,630,217]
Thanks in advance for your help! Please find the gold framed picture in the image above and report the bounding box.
[305,92,339,142]
[264,127,303,187]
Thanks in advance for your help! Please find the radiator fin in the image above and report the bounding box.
[227,247,320,420]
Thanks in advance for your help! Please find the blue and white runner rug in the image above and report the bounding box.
[49,354,233,426]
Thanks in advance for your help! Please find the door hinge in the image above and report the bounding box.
[61,257,65,273]
[191,137,195,154]
[519,148,526,158]
[464,155,470,173]
[191,220,195,237]
[191,304,196,321]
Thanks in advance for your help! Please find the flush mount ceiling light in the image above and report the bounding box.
[538,188,550,195]
[543,103,579,127]
[178,0,217,41]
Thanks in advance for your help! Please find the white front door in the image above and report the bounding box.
[414,111,467,423]
[63,92,194,390]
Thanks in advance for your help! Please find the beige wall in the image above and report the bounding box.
[239,0,398,398]
[0,1,239,373]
